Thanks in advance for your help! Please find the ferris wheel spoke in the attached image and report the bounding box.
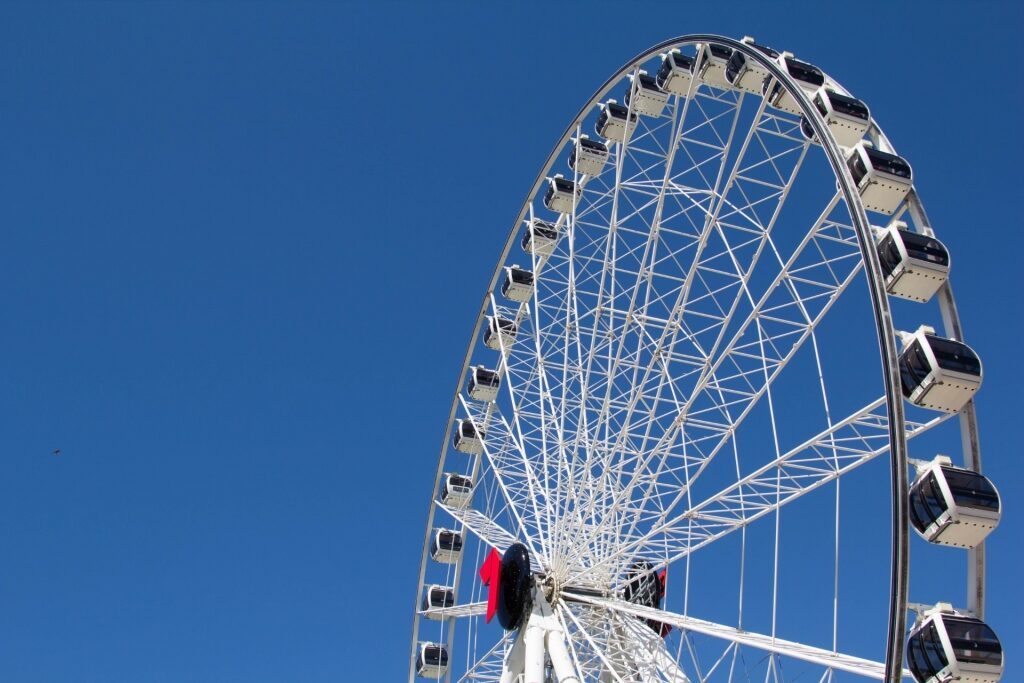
[563,91,755,571]
[562,592,909,681]
[561,76,720,571]
[594,197,864,556]
[572,396,952,583]
[455,632,513,682]
[578,114,815,566]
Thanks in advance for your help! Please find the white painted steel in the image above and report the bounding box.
[409,33,993,683]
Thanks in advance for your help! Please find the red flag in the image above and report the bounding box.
[479,548,502,624]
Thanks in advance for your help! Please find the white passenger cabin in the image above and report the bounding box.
[521,218,559,257]
[910,456,1001,548]
[877,222,950,302]
[847,142,913,214]
[416,642,450,679]
[765,56,825,114]
[544,174,580,214]
[697,43,733,88]
[625,70,669,117]
[453,418,484,455]
[656,50,695,95]
[501,265,535,303]
[899,326,982,414]
[483,315,517,351]
[725,37,778,93]
[430,528,464,564]
[441,472,474,508]
[467,365,500,402]
[421,584,455,619]
[569,135,609,177]
[800,88,871,148]
[907,604,1003,683]
[595,100,637,142]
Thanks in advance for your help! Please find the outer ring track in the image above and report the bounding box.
[407,34,984,683]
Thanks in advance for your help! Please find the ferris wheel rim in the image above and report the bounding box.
[408,33,984,683]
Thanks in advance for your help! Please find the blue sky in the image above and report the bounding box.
[1,2,1021,681]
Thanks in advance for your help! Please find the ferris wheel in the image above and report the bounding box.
[408,35,1005,683]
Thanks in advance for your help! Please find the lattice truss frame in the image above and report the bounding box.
[411,38,965,683]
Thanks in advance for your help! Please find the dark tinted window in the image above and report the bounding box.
[926,335,980,376]
[900,231,949,267]
[708,44,732,60]
[606,101,630,118]
[534,224,558,240]
[848,152,869,185]
[813,92,829,117]
[423,645,449,666]
[725,52,746,82]
[944,617,1002,666]
[785,58,825,86]
[429,588,455,608]
[579,137,608,152]
[865,147,912,180]
[635,72,659,91]
[910,471,947,533]
[509,268,534,285]
[907,622,949,682]
[899,339,932,397]
[826,91,870,120]
[877,233,901,279]
[553,177,576,193]
[941,467,999,511]
[447,474,472,488]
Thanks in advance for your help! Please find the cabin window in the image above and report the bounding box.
[786,59,824,86]
[944,618,1002,666]
[940,467,999,511]
[848,152,869,185]
[866,148,912,180]
[908,622,949,682]
[828,91,870,120]
[899,340,932,398]
[901,231,949,266]
[878,234,902,278]
[910,472,946,533]
[709,44,731,60]
[926,335,981,376]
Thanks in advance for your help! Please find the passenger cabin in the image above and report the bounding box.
[501,265,535,303]
[421,584,456,619]
[521,218,559,257]
[697,42,734,88]
[596,100,637,142]
[625,71,669,117]
[656,49,695,95]
[467,365,500,402]
[544,174,580,214]
[453,418,485,455]
[877,223,950,303]
[764,57,825,114]
[847,143,913,214]
[441,472,474,508]
[907,605,1003,683]
[430,528,464,564]
[569,135,609,177]
[483,315,517,351]
[725,38,779,93]
[800,88,871,148]
[910,456,1000,548]
[899,327,982,414]
[416,642,450,679]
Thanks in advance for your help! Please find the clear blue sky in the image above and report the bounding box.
[1,2,1021,681]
